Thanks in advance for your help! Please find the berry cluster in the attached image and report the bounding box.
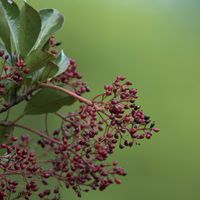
[0,135,61,200]
[0,73,159,199]
[0,50,31,100]
[53,59,90,95]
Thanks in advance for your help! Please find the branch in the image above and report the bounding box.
[0,121,62,145]
[14,123,62,145]
[0,86,39,114]
[0,82,97,115]
[39,83,93,106]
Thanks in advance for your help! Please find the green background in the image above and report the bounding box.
[14,0,200,199]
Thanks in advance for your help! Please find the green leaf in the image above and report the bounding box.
[0,10,11,53]
[33,9,64,50]
[24,87,76,115]
[55,50,70,76]
[19,2,41,57]
[0,0,20,54]
[42,38,51,51]
[26,68,43,85]
[39,62,59,81]
[0,124,14,144]
[25,49,54,72]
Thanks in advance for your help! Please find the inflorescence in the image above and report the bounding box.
[0,56,159,199]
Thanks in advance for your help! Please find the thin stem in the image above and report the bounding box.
[12,113,25,124]
[55,112,72,124]
[4,109,10,121]
[45,113,49,135]
[55,112,66,121]
[0,86,39,114]
[39,83,93,105]
[13,123,62,145]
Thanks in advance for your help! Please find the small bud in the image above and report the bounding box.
[114,178,122,184]
[0,50,4,57]
[24,68,30,74]
[153,128,160,133]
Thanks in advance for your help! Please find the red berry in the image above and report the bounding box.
[4,66,9,71]
[24,68,30,74]
[0,50,4,57]
[11,137,18,142]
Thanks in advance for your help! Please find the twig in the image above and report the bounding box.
[13,123,62,145]
[39,83,93,106]
[0,86,39,114]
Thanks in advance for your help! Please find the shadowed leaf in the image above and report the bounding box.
[39,62,59,81]
[24,88,76,115]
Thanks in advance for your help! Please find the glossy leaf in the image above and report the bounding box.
[25,49,54,72]
[24,88,76,115]
[0,8,11,53]
[55,50,70,76]
[0,0,20,53]
[19,2,41,57]
[33,9,64,50]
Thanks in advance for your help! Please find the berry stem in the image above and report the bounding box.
[0,121,62,145]
[39,83,93,106]
[13,123,62,145]
[0,86,39,114]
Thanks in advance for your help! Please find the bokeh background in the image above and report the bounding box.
[14,0,200,199]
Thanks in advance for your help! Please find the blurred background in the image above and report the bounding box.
[15,0,200,199]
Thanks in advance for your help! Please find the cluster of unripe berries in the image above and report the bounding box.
[0,50,30,99]
[0,75,159,199]
[0,47,159,199]
[0,136,61,200]
[37,77,159,196]
[53,59,90,95]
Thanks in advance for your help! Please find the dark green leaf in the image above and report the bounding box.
[39,62,59,81]
[41,38,51,51]
[26,68,43,85]
[25,49,54,72]
[33,9,64,50]
[0,0,20,54]
[24,87,76,115]
[0,9,11,53]
[55,50,70,76]
[19,2,41,57]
